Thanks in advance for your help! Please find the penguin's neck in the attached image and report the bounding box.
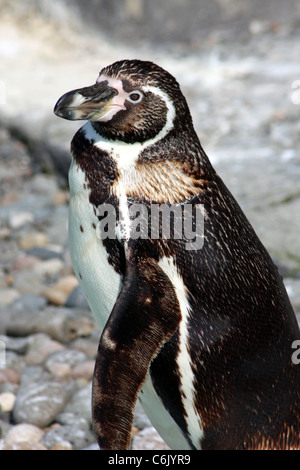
[81,121,213,205]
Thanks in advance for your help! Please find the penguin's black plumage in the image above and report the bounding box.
[54,59,300,450]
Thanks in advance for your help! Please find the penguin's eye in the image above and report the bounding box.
[127,91,143,104]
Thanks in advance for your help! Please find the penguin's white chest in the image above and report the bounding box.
[68,158,122,330]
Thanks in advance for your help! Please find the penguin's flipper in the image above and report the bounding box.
[92,256,181,450]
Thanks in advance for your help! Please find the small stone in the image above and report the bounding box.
[0,288,20,305]
[27,245,63,261]
[13,382,69,427]
[50,440,73,450]
[0,335,29,355]
[0,392,16,412]
[65,285,89,310]
[14,254,41,271]
[32,258,64,277]
[0,368,19,386]
[69,336,99,358]
[71,361,95,381]
[12,270,46,295]
[0,419,12,439]
[9,211,34,229]
[19,365,46,388]
[51,190,69,206]
[42,423,95,450]
[19,231,49,250]
[132,426,170,450]
[10,294,47,313]
[45,349,87,374]
[2,351,25,374]
[56,412,90,430]
[42,275,78,306]
[82,442,99,450]
[63,383,92,423]
[1,441,47,450]
[0,227,11,239]
[5,423,44,445]
[64,313,95,341]
[47,363,72,377]
[25,333,64,365]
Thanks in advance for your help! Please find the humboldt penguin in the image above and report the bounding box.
[54,59,300,450]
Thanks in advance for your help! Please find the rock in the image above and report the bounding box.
[18,365,48,389]
[42,423,95,450]
[5,423,44,445]
[13,382,69,427]
[69,336,99,358]
[50,440,73,450]
[46,362,71,377]
[19,231,49,250]
[51,190,69,206]
[131,426,170,450]
[0,441,47,450]
[42,275,78,306]
[82,442,99,450]
[63,311,95,342]
[65,285,90,310]
[44,349,87,376]
[26,245,63,261]
[13,254,41,271]
[10,293,47,313]
[0,419,12,440]
[63,383,92,424]
[6,307,94,343]
[24,333,64,365]
[12,270,46,295]
[56,412,90,429]
[0,335,29,355]
[0,392,16,412]
[8,211,34,229]
[0,288,20,305]
[71,361,95,381]
[0,368,19,386]
[32,258,64,278]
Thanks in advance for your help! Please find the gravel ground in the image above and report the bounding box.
[0,3,299,450]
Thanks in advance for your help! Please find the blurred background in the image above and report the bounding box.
[0,0,299,450]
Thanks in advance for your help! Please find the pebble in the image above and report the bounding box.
[0,6,299,451]
[32,258,64,278]
[42,275,78,306]
[24,334,64,365]
[70,361,95,381]
[0,368,19,386]
[50,440,73,450]
[132,427,170,450]
[9,212,34,230]
[0,392,16,412]
[44,349,87,373]
[5,423,44,445]
[13,382,70,427]
[0,288,20,305]
[18,232,49,250]
[42,423,95,450]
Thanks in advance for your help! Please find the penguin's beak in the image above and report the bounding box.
[54,81,118,121]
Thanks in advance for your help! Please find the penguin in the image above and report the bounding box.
[54,59,300,450]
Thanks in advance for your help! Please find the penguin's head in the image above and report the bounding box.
[54,59,193,143]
